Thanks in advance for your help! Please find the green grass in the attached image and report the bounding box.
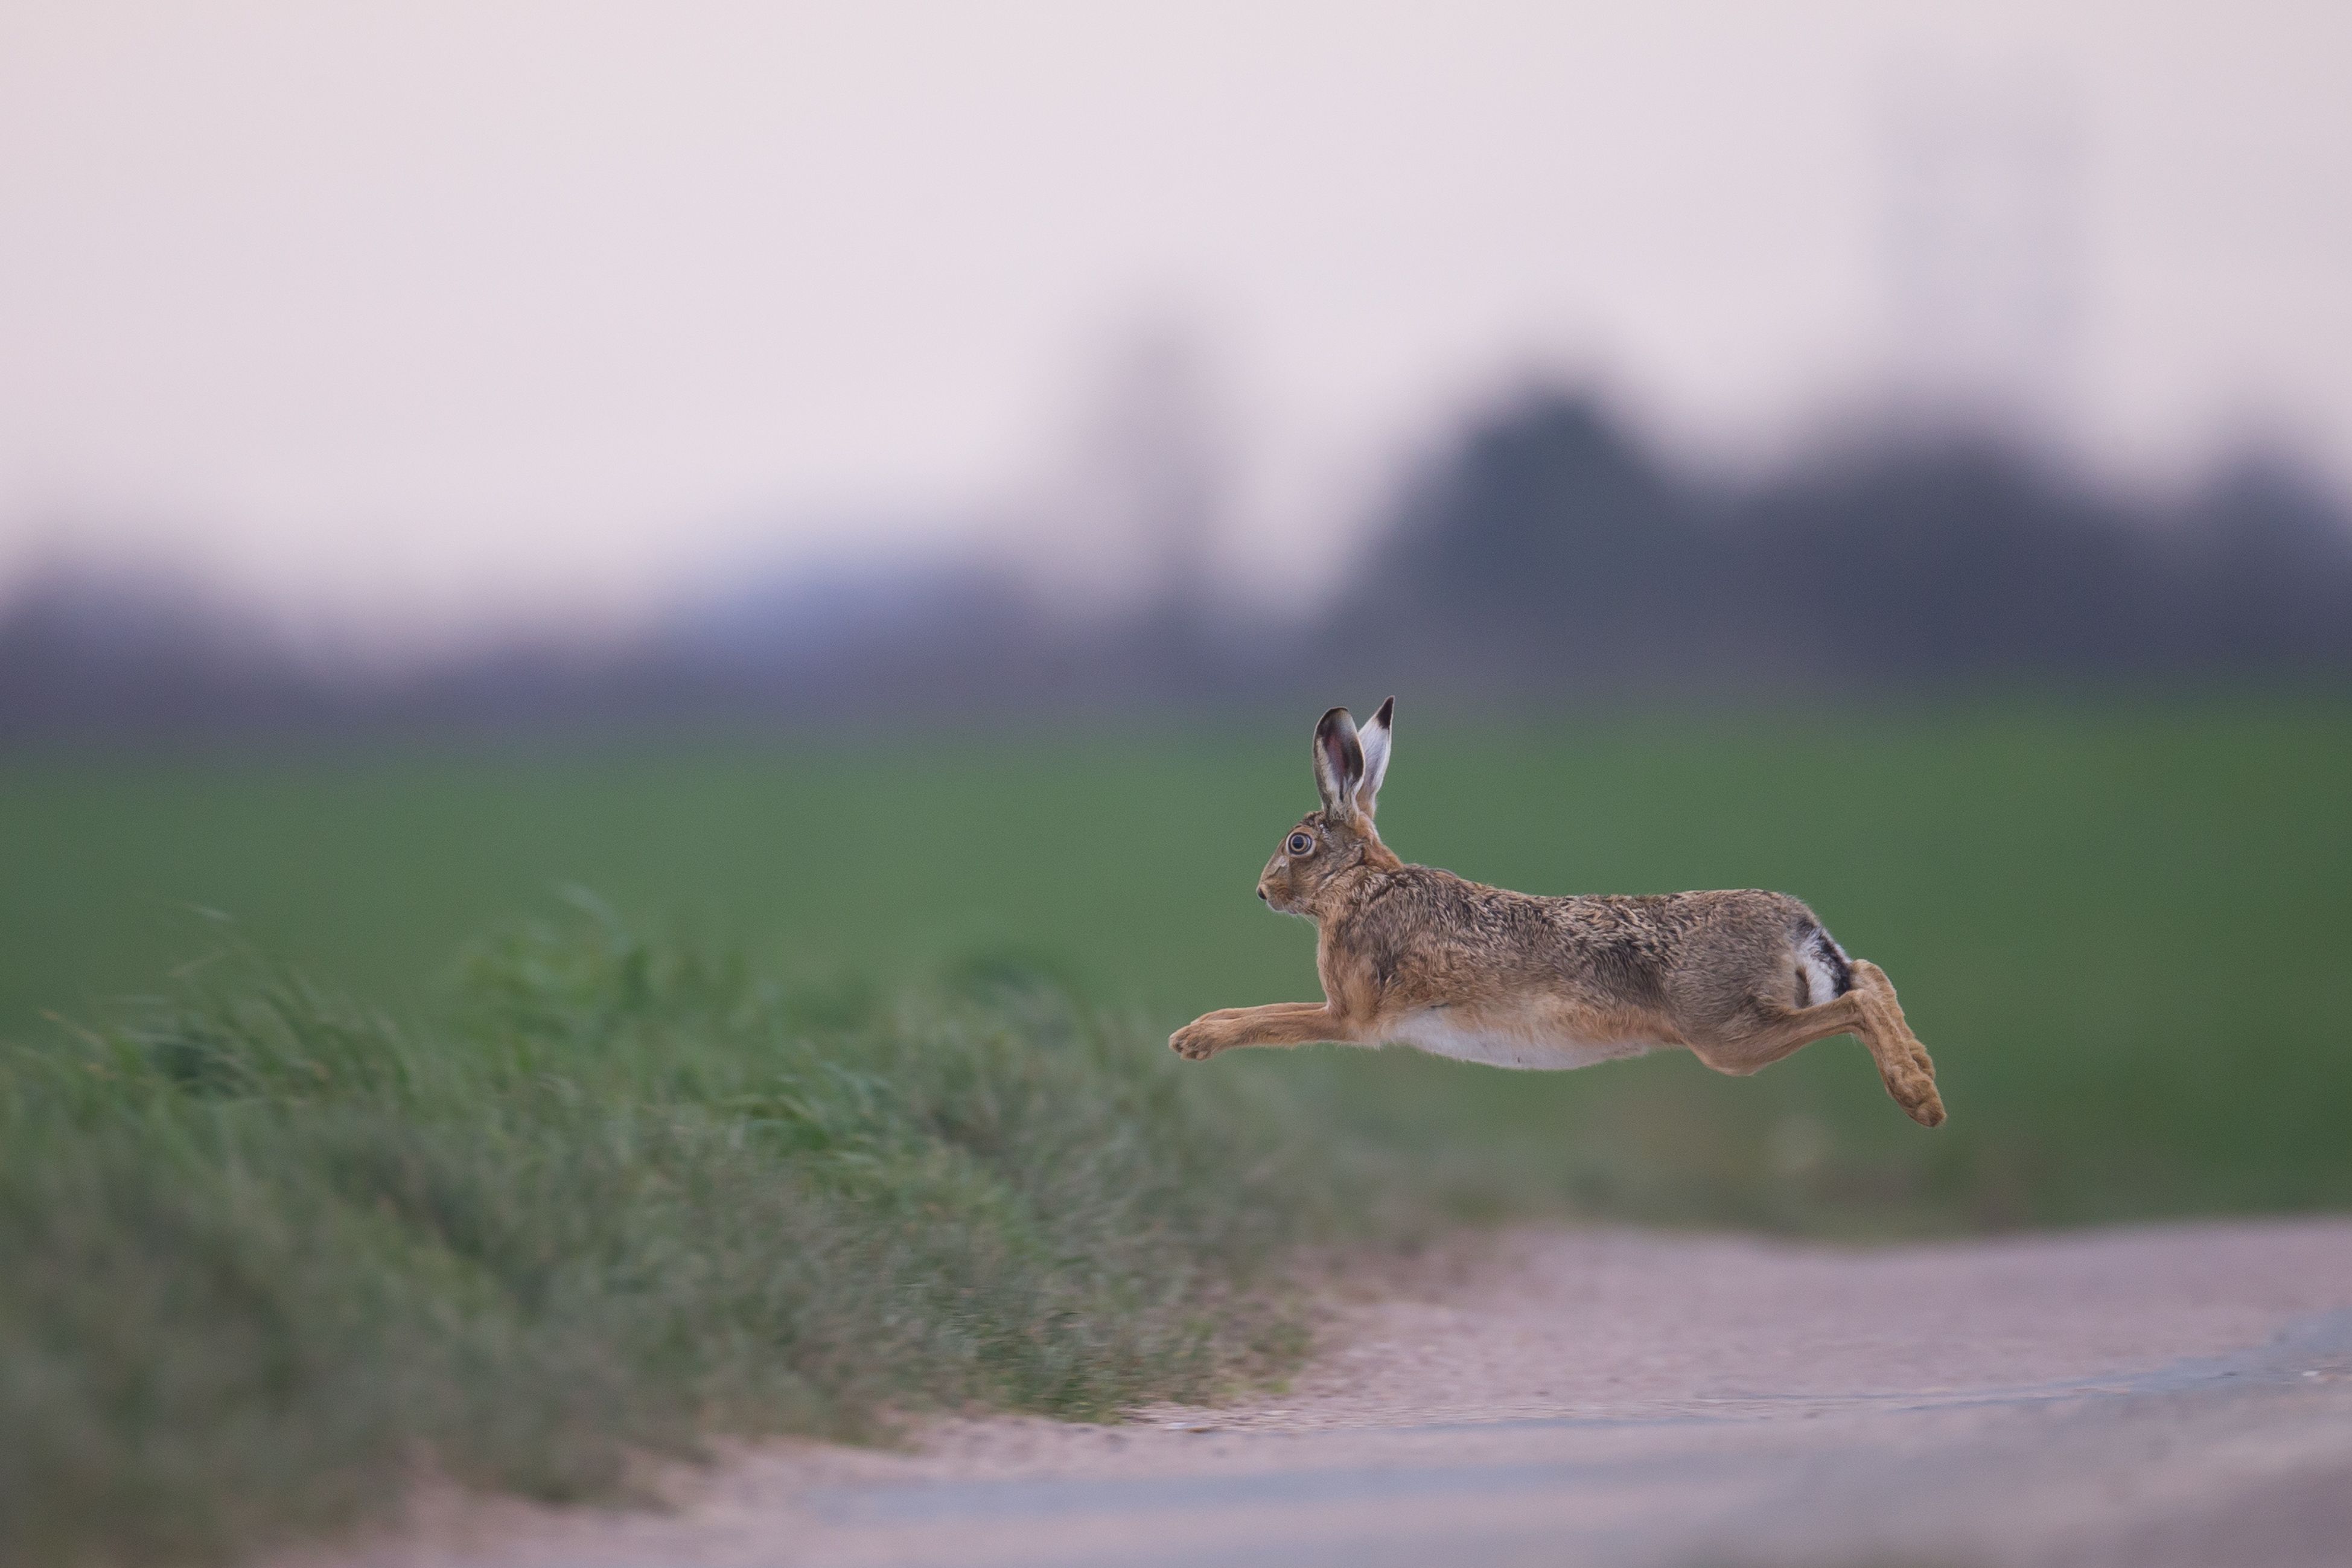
[3,699,2350,1562]
[2,905,1340,1566]
[6,700,2347,1229]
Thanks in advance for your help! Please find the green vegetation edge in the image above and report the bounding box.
[0,910,1350,1567]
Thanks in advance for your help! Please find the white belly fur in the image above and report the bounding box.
[1384,1012,1660,1071]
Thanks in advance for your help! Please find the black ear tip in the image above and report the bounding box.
[1376,696,1395,724]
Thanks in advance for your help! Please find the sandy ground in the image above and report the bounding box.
[305,1217,2352,1568]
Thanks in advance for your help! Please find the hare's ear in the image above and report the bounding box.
[1312,706,1365,824]
[1354,696,1395,820]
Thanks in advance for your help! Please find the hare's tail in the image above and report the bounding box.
[1795,919,1854,1009]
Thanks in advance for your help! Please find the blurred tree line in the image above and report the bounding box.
[1337,395,2352,695]
[6,390,2350,741]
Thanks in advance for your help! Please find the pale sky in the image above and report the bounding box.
[2,2,2347,643]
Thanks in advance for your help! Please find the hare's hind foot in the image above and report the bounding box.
[1884,1062,1946,1127]
[1849,960,1943,1127]
[1884,1031,1944,1125]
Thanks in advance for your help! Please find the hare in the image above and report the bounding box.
[1170,700,1945,1127]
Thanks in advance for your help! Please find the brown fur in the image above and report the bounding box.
[1170,701,1945,1127]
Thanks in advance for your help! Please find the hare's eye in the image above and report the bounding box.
[1287,832,1313,856]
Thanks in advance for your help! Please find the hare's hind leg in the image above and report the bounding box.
[1688,972,1945,1127]
[1846,960,1942,1123]
[1685,993,1865,1076]
[1171,1002,1349,1060]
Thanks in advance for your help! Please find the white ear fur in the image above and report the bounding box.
[1354,696,1394,819]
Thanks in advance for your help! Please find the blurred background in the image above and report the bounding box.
[5,0,2349,1227]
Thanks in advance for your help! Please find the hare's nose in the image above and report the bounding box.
[1257,885,1269,900]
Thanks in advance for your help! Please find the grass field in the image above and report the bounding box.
[3,913,1347,1564]
[8,700,2349,1228]
[4,699,2350,1563]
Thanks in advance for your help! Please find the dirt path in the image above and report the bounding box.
[314,1218,2352,1568]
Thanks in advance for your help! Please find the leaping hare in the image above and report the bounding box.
[1170,700,1945,1127]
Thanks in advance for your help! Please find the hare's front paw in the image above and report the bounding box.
[1169,1021,1222,1061]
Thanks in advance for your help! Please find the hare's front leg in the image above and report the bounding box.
[1171,1002,1350,1060]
